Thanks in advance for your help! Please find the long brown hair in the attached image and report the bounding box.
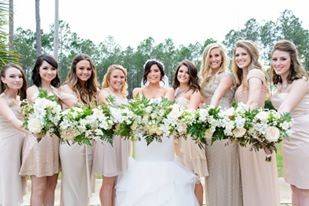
[173,60,200,92]
[1,63,27,100]
[231,40,262,86]
[65,54,99,105]
[102,64,128,97]
[271,40,308,85]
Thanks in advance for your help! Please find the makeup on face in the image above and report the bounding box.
[1,67,24,90]
[39,61,58,83]
[271,50,291,77]
[76,60,92,82]
[235,47,251,69]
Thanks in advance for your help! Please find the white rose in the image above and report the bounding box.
[265,126,280,142]
[256,111,269,122]
[233,127,246,138]
[28,117,43,134]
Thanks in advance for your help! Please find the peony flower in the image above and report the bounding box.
[265,126,280,142]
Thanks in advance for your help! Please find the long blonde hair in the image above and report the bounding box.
[102,64,128,97]
[199,43,228,87]
[231,40,262,86]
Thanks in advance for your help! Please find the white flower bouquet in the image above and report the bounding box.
[21,89,61,140]
[116,95,173,145]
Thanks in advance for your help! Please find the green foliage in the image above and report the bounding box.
[11,9,309,90]
[0,1,19,68]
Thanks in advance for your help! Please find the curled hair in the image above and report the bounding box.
[199,43,228,86]
[32,54,60,88]
[231,40,262,86]
[142,59,165,85]
[102,64,128,97]
[173,60,200,92]
[1,63,27,100]
[65,54,99,105]
[271,40,308,85]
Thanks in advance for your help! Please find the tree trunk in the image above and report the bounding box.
[53,0,59,60]
[35,0,41,57]
[9,0,13,50]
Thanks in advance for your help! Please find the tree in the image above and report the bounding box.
[35,0,41,57]
[53,0,59,60]
[0,0,18,68]
[8,0,12,50]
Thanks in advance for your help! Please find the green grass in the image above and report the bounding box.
[276,143,284,177]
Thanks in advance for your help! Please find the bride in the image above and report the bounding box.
[115,59,199,206]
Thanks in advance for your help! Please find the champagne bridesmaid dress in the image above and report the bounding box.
[92,89,130,177]
[235,69,280,206]
[271,79,309,189]
[19,86,60,177]
[59,92,95,206]
[201,71,243,206]
[0,96,25,205]
[175,96,208,178]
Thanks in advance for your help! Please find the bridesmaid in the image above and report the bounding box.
[19,54,61,206]
[59,54,99,206]
[172,60,207,205]
[270,40,309,205]
[93,64,130,206]
[232,40,280,206]
[0,63,27,206]
[199,43,242,206]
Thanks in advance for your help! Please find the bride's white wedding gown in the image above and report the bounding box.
[116,136,199,206]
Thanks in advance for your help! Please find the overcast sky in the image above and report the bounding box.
[13,0,308,48]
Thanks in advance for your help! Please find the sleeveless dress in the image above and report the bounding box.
[115,98,199,206]
[59,92,95,206]
[174,96,208,177]
[271,81,309,189]
[235,69,280,206]
[93,90,130,177]
[0,99,25,206]
[19,86,59,177]
[201,71,243,206]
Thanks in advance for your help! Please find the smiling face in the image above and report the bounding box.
[1,67,24,91]
[39,60,57,84]
[108,69,126,92]
[271,50,291,77]
[147,64,162,84]
[177,65,190,85]
[235,47,251,69]
[209,47,223,70]
[76,60,92,82]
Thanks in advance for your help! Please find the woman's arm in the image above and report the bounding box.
[278,78,308,113]
[0,98,26,132]
[247,77,264,109]
[58,85,78,108]
[210,75,233,107]
[188,90,202,110]
[164,88,175,101]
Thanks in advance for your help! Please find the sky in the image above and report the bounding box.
[13,0,309,48]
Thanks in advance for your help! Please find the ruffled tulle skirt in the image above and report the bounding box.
[116,158,199,206]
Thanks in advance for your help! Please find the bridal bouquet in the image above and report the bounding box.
[21,89,61,140]
[223,103,292,161]
[117,95,173,145]
[177,106,226,147]
[164,104,188,138]
[221,103,253,145]
[249,109,292,160]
